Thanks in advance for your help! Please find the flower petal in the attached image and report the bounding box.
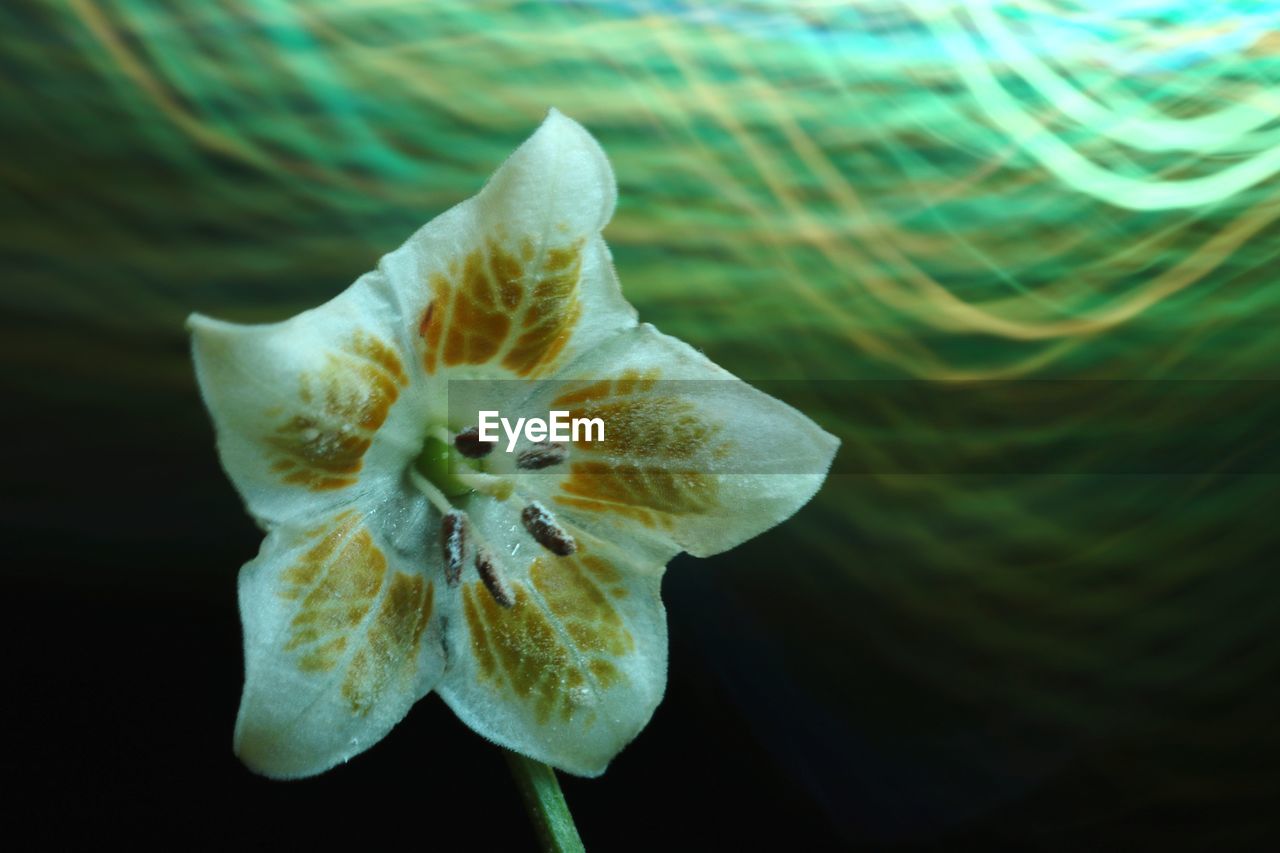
[188,273,427,527]
[513,324,839,557]
[234,501,444,778]
[376,108,637,380]
[437,503,666,777]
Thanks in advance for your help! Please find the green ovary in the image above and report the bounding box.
[414,435,472,498]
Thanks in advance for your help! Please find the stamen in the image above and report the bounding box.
[517,441,568,470]
[520,502,576,556]
[408,467,459,516]
[453,468,515,501]
[454,426,495,459]
[475,549,514,608]
[441,510,467,587]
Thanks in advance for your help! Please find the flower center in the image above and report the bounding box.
[407,424,579,610]
[412,433,475,498]
[411,425,514,504]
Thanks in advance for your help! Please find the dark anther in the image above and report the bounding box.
[516,441,568,470]
[454,426,495,459]
[441,510,467,586]
[475,549,514,608]
[520,502,576,556]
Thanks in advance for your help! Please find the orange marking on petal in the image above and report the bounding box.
[349,330,407,385]
[544,245,579,273]
[502,299,581,377]
[342,573,435,714]
[551,378,616,408]
[443,323,467,366]
[553,495,662,529]
[417,237,584,377]
[573,397,712,455]
[279,471,358,491]
[432,249,510,368]
[463,585,498,679]
[580,554,623,585]
[420,274,450,373]
[552,372,711,457]
[269,333,406,491]
[463,582,598,725]
[461,547,636,726]
[560,461,718,518]
[550,370,658,408]
[280,510,358,592]
[531,553,633,657]
[280,514,388,674]
[549,375,734,527]
[588,659,622,689]
[298,637,348,673]
[488,240,525,311]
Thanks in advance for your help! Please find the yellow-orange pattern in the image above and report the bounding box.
[343,573,436,714]
[552,369,659,410]
[269,331,407,491]
[557,462,719,529]
[554,494,665,529]
[280,511,385,673]
[278,512,436,713]
[550,370,724,527]
[419,236,583,377]
[462,549,633,726]
[555,386,714,458]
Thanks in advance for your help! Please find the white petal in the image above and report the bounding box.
[376,109,637,380]
[436,505,666,777]
[188,269,427,528]
[234,498,444,778]
[505,324,840,557]
[479,107,617,238]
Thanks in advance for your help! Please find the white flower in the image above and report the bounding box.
[188,110,838,779]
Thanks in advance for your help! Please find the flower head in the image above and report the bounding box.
[189,110,838,779]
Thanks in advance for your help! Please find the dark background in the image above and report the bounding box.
[7,370,1278,848]
[5,2,1280,849]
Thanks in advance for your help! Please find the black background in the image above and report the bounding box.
[8,368,1279,849]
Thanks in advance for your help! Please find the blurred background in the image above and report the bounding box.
[3,0,1279,848]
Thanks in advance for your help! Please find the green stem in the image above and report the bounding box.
[503,749,586,853]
